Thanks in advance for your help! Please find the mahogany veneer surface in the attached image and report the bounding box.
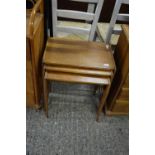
[43,38,115,71]
[106,25,129,115]
[43,38,116,121]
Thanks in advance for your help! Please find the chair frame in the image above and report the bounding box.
[51,0,104,41]
[104,0,129,44]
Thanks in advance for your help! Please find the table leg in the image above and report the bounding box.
[43,77,49,117]
[93,85,98,95]
[96,84,111,122]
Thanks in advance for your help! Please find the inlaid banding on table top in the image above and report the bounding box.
[44,65,113,77]
[45,72,110,85]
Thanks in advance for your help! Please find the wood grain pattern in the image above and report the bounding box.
[26,61,34,94]
[26,93,36,108]
[96,83,111,121]
[44,65,113,77]
[124,74,129,87]
[106,24,129,115]
[28,0,44,37]
[26,0,44,108]
[29,13,44,108]
[26,13,43,38]
[43,38,116,121]
[45,72,110,85]
[112,100,129,113]
[117,87,129,100]
[26,38,35,107]
[43,38,115,70]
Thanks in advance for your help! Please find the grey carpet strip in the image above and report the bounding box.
[27,83,129,155]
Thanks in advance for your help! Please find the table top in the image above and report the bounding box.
[43,38,115,71]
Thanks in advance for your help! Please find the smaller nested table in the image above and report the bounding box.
[42,38,116,121]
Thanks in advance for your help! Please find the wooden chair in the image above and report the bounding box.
[42,38,116,121]
[51,0,104,41]
[97,0,129,45]
[26,0,44,108]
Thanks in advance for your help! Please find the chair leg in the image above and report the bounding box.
[96,84,111,122]
[93,31,97,41]
[43,77,49,117]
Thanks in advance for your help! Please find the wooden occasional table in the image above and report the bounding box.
[42,38,116,121]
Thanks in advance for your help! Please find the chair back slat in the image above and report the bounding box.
[112,29,122,35]
[117,13,129,21]
[57,10,94,21]
[122,0,129,4]
[52,0,104,41]
[56,26,90,34]
[87,3,95,13]
[70,0,99,3]
[105,0,129,44]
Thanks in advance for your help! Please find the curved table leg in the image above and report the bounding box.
[96,84,111,122]
[43,75,49,118]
